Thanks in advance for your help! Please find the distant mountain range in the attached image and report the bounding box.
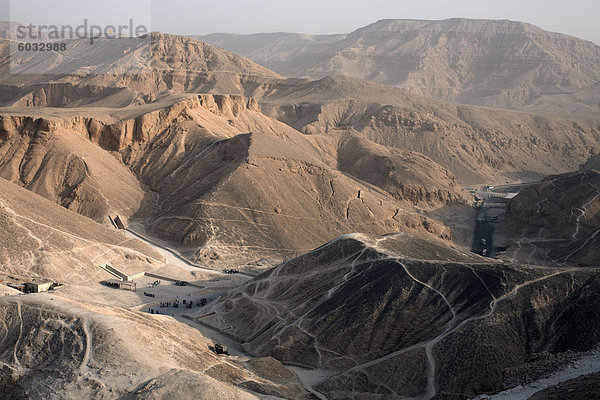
[1,19,600,400]
[197,18,600,114]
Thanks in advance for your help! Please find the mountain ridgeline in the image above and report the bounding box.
[0,18,599,400]
[198,18,600,114]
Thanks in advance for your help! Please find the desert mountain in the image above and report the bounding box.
[0,94,464,265]
[0,31,599,265]
[0,20,599,400]
[261,75,600,184]
[501,167,600,267]
[198,18,600,114]
[0,177,160,283]
[0,113,153,222]
[0,295,311,399]
[335,131,469,205]
[202,232,600,398]
[1,33,600,185]
[0,32,282,107]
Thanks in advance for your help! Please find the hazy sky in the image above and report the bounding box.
[3,0,600,44]
[150,0,600,43]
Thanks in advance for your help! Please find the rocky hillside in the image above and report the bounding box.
[262,76,600,184]
[0,295,311,399]
[1,32,600,185]
[0,114,153,222]
[0,32,282,107]
[199,19,600,114]
[0,177,160,283]
[1,95,466,265]
[109,95,458,263]
[335,131,469,205]
[501,168,600,267]
[202,232,600,398]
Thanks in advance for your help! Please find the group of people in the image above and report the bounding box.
[223,269,239,275]
[147,297,209,314]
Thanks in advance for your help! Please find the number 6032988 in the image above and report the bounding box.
[17,42,67,51]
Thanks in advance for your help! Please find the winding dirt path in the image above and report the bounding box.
[330,235,575,399]
[80,317,93,373]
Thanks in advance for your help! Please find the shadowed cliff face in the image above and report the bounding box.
[203,233,600,399]
[502,169,600,266]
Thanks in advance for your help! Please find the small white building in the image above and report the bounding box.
[24,280,53,293]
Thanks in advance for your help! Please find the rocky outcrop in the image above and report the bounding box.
[0,83,139,108]
[0,94,262,152]
[0,33,283,106]
[336,132,469,207]
[0,114,152,222]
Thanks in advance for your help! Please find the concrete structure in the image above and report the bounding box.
[114,215,126,230]
[7,283,25,292]
[99,263,130,281]
[129,271,146,281]
[98,263,146,282]
[24,280,53,293]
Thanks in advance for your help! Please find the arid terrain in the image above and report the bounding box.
[0,16,599,400]
[199,18,600,115]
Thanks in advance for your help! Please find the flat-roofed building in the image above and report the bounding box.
[24,280,53,293]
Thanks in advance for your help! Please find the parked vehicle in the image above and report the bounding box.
[214,343,229,355]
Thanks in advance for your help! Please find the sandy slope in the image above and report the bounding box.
[0,294,311,399]
[0,177,161,283]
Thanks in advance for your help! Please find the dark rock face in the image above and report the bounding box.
[204,234,600,398]
[502,169,600,266]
